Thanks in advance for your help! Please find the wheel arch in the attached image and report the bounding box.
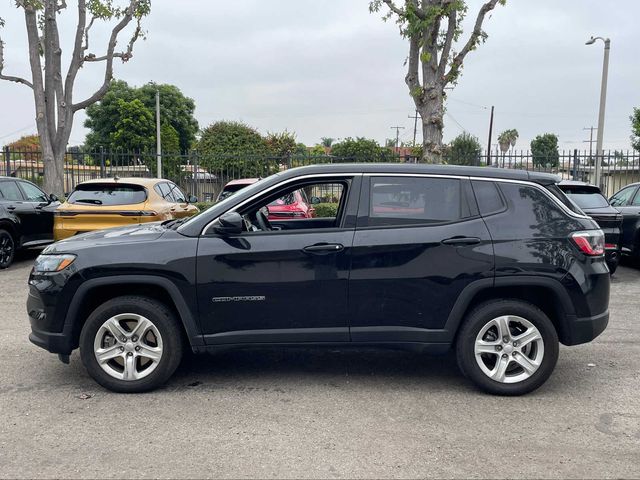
[65,275,204,351]
[0,219,19,244]
[445,277,577,345]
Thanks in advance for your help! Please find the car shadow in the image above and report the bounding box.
[168,347,466,390]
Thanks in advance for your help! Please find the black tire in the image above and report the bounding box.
[79,296,184,393]
[456,299,559,396]
[608,262,618,275]
[0,229,16,269]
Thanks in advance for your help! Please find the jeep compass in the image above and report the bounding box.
[27,164,610,395]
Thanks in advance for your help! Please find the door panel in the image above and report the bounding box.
[17,181,56,243]
[618,187,640,253]
[196,230,354,344]
[349,175,493,342]
[0,180,38,244]
[349,219,493,341]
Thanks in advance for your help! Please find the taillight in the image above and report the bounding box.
[571,230,604,256]
[605,243,617,249]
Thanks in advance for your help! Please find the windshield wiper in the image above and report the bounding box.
[74,199,103,204]
[162,218,188,229]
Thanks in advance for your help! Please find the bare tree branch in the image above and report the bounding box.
[0,39,34,88]
[382,0,406,17]
[444,0,501,84]
[72,0,140,112]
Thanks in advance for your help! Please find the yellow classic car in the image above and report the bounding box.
[54,177,199,241]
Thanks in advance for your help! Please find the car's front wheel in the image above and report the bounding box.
[456,300,559,396]
[79,296,183,393]
[0,229,15,269]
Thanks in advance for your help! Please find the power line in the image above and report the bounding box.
[0,123,36,140]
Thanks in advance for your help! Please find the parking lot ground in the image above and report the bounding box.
[1,251,639,479]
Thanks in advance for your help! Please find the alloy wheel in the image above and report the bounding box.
[0,233,14,267]
[93,313,164,381]
[474,315,545,384]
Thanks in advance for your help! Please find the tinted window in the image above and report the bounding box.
[67,183,147,206]
[610,186,637,207]
[472,180,505,215]
[632,191,640,206]
[0,181,24,201]
[564,192,609,209]
[369,177,464,226]
[545,184,583,215]
[18,181,48,202]
[498,183,567,229]
[168,184,186,203]
[154,182,171,201]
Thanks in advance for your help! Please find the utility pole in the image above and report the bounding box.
[408,110,419,147]
[583,126,596,163]
[486,105,495,166]
[155,88,162,179]
[585,36,611,188]
[390,126,405,155]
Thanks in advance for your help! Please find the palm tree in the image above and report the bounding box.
[497,129,519,167]
[320,137,334,148]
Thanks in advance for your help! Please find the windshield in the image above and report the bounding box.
[565,192,609,209]
[67,183,147,206]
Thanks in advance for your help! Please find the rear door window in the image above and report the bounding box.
[367,176,467,227]
[67,183,147,206]
[0,181,24,201]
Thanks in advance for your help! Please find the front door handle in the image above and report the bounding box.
[303,243,344,254]
[7,205,16,211]
[441,236,481,246]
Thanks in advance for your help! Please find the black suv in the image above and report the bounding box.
[0,176,59,268]
[27,165,610,395]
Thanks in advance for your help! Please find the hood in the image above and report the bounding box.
[44,222,166,253]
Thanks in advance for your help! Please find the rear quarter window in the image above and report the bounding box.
[67,183,147,206]
[472,180,505,215]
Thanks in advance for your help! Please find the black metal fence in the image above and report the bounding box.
[2,146,639,201]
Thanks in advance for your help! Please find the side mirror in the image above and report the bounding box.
[310,196,321,205]
[187,194,198,203]
[49,193,59,203]
[214,211,243,235]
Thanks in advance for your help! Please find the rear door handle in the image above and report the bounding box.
[441,236,481,246]
[303,243,344,253]
[7,205,16,211]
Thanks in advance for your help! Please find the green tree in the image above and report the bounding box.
[110,99,155,151]
[631,108,640,151]
[266,130,297,159]
[137,83,199,152]
[196,121,272,178]
[85,80,199,152]
[448,133,481,166]
[0,1,150,196]
[331,137,395,162]
[530,133,559,168]
[370,0,505,163]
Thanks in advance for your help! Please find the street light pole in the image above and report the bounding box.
[585,36,610,189]
[155,88,162,179]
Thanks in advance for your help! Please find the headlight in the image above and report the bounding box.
[33,254,76,273]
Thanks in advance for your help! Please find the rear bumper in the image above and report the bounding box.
[562,310,609,346]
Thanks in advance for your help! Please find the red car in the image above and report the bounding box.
[217,178,316,219]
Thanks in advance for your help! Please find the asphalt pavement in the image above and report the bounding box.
[1,249,639,479]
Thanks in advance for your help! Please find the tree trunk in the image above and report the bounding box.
[417,89,444,164]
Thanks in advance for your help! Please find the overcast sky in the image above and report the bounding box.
[1,0,639,151]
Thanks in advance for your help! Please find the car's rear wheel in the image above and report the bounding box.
[0,229,15,269]
[456,300,559,396]
[79,296,183,393]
